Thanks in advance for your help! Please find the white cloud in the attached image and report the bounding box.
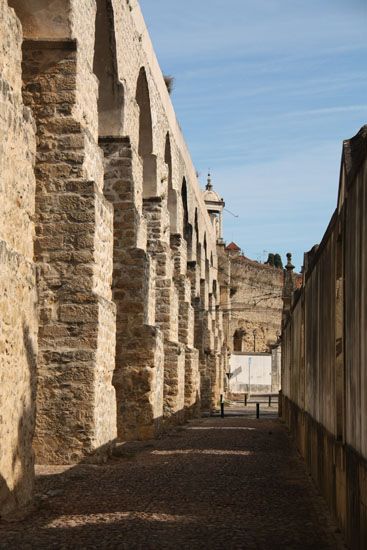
[140,0,366,61]
[283,105,367,118]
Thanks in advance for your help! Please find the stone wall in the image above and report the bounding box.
[220,248,283,354]
[0,0,227,515]
[281,126,367,548]
[0,0,37,516]
[21,35,117,463]
[94,0,224,421]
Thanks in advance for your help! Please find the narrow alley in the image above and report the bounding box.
[0,406,344,549]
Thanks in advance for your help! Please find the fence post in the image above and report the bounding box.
[256,403,260,419]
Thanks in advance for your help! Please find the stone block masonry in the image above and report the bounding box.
[0,0,38,516]
[100,138,164,441]
[0,0,228,515]
[221,247,284,354]
[21,39,117,464]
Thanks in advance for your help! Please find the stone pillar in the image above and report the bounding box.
[188,267,209,411]
[212,304,225,404]
[271,344,282,393]
[197,279,213,410]
[171,237,201,418]
[282,252,296,328]
[207,294,220,410]
[217,243,231,392]
[197,286,225,411]
[177,274,200,419]
[100,138,164,441]
[143,201,187,426]
[0,0,37,515]
[22,40,117,463]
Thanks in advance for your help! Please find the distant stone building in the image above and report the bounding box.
[221,243,284,354]
[201,175,287,394]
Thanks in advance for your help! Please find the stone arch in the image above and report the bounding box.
[194,208,199,237]
[194,208,200,264]
[165,133,178,233]
[8,0,70,38]
[11,0,121,462]
[233,328,245,352]
[93,0,124,137]
[204,233,210,285]
[203,233,208,262]
[181,178,193,257]
[136,67,157,198]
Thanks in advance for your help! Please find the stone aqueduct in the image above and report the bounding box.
[0,0,229,514]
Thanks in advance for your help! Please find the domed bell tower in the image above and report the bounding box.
[203,173,225,244]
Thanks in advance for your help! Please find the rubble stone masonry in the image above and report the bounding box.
[0,0,38,516]
[0,0,227,515]
[221,249,284,354]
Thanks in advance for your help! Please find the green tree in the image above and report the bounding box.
[274,254,283,269]
[265,253,275,266]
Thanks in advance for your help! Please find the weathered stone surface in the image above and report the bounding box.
[21,37,117,464]
[0,243,37,516]
[0,0,37,516]
[281,126,367,548]
[221,247,284,354]
[163,341,186,423]
[184,347,201,418]
[0,0,227,516]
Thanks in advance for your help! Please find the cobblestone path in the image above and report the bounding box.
[0,409,345,549]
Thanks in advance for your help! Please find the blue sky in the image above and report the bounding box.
[139,0,367,270]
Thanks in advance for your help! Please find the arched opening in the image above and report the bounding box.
[233,329,245,352]
[165,133,178,233]
[213,280,217,299]
[136,67,157,198]
[195,209,200,265]
[9,0,119,462]
[93,0,124,136]
[194,209,199,240]
[182,178,189,235]
[204,234,210,289]
[8,0,70,38]
[203,234,208,263]
[182,178,193,257]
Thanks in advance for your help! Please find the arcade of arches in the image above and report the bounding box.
[0,0,239,515]
[2,4,365,548]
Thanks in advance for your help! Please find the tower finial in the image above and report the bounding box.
[286,252,295,271]
[206,171,213,191]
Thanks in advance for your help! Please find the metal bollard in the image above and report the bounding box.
[268,395,271,407]
[256,403,260,419]
[220,402,225,418]
[244,393,248,407]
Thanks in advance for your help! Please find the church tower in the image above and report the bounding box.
[203,173,225,244]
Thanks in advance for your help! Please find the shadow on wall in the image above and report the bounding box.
[0,323,37,519]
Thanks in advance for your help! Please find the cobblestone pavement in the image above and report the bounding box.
[0,407,345,549]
